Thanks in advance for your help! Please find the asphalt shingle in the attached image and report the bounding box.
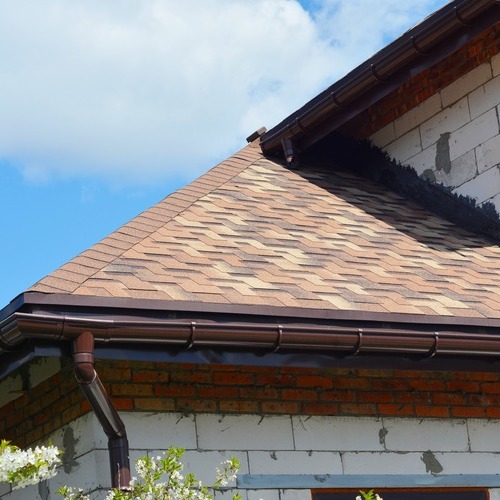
[29,141,500,320]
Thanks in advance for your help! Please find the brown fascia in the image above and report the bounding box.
[260,0,500,157]
[2,293,500,374]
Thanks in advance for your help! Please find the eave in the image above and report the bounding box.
[1,292,499,379]
[260,0,500,156]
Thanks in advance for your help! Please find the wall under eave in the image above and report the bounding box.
[2,360,500,499]
[353,23,500,215]
[3,411,500,500]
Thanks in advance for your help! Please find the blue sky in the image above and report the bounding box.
[0,0,448,309]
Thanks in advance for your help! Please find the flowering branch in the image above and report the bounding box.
[357,490,383,500]
[0,439,61,490]
[58,447,240,500]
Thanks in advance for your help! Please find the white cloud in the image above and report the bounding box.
[0,0,446,186]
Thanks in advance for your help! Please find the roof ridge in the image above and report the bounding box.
[28,143,263,294]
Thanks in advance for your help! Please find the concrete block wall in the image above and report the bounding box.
[369,53,500,213]
[2,412,500,499]
[2,360,500,498]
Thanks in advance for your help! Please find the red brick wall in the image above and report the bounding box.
[341,21,500,139]
[2,360,499,447]
[0,363,82,447]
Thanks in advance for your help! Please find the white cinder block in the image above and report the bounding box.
[292,416,383,452]
[88,491,109,500]
[280,489,312,500]
[248,489,280,500]
[453,165,500,204]
[0,484,38,500]
[405,144,437,176]
[342,452,424,474]
[492,53,500,77]
[434,150,477,188]
[0,482,11,497]
[180,450,248,484]
[214,490,241,500]
[248,451,342,475]
[49,449,111,494]
[129,448,148,472]
[469,74,500,119]
[48,413,106,461]
[436,452,500,474]
[477,133,500,173]
[485,192,500,215]
[441,63,492,107]
[420,97,470,149]
[383,128,422,163]
[383,418,468,452]
[449,108,499,162]
[468,419,500,452]
[370,122,396,148]
[124,412,197,450]
[394,93,442,138]
[197,414,294,451]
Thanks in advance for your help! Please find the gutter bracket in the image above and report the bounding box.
[272,325,283,353]
[351,329,363,356]
[454,6,473,26]
[186,321,196,350]
[426,332,440,358]
[410,36,429,56]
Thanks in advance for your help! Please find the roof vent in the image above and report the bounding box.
[246,127,267,143]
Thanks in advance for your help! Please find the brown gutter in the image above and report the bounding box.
[2,312,500,358]
[260,0,500,156]
[73,332,131,491]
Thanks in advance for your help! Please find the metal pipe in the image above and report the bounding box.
[3,312,500,359]
[73,332,131,490]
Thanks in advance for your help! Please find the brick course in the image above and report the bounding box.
[1,359,500,447]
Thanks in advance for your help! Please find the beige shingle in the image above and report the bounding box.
[28,142,500,320]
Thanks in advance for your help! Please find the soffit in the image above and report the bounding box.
[27,142,500,321]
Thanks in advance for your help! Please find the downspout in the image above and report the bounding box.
[73,331,131,490]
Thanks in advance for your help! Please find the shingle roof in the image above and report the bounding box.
[28,140,500,320]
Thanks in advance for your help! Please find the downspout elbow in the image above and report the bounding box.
[73,331,131,490]
[74,331,96,384]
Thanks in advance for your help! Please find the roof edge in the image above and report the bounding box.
[260,0,500,155]
[26,143,263,297]
[2,311,500,365]
[8,291,500,330]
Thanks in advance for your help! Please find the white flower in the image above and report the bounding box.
[0,440,60,490]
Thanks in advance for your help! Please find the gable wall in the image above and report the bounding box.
[344,22,500,214]
[1,359,500,499]
[2,359,500,498]
[3,359,500,448]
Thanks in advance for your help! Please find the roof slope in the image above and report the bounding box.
[28,141,500,320]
